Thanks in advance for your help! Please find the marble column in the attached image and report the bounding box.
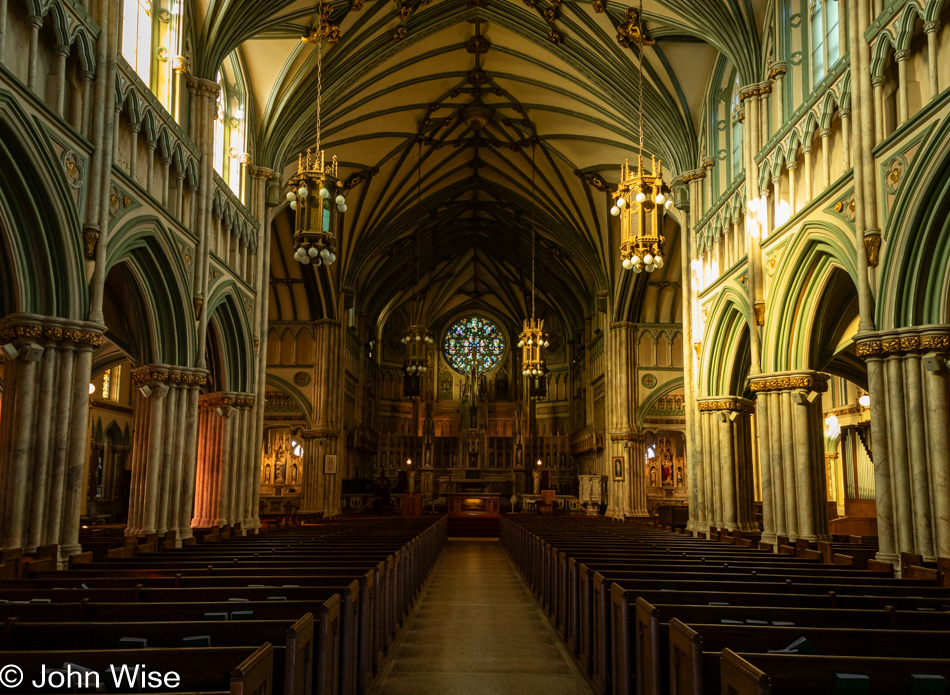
[924,22,941,101]
[856,328,950,565]
[0,316,103,564]
[126,365,207,539]
[299,320,344,517]
[750,372,830,542]
[696,397,758,533]
[193,392,255,528]
[606,321,647,519]
[895,50,911,126]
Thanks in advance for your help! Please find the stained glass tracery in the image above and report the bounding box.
[442,317,506,375]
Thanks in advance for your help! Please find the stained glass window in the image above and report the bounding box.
[442,317,506,376]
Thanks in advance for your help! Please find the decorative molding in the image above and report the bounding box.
[863,231,881,267]
[749,372,828,393]
[697,397,755,414]
[131,365,209,386]
[0,317,104,347]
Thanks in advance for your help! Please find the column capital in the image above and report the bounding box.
[749,370,828,394]
[818,128,832,138]
[248,165,278,180]
[768,62,788,80]
[855,326,950,358]
[871,75,886,87]
[682,168,706,184]
[198,391,256,410]
[696,396,755,413]
[924,20,941,34]
[131,364,209,387]
[0,314,105,348]
[186,75,220,97]
[895,49,912,62]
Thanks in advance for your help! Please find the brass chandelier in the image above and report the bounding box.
[286,0,344,266]
[518,142,549,397]
[609,0,671,274]
[403,142,432,400]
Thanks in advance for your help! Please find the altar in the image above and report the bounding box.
[446,493,500,518]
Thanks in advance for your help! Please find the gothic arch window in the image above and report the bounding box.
[442,316,506,376]
[213,54,248,198]
[121,0,152,84]
[708,62,743,200]
[808,0,840,87]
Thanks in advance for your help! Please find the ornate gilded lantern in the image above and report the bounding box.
[518,318,548,378]
[519,143,548,401]
[609,0,671,274]
[402,324,433,399]
[285,0,344,266]
[611,154,671,273]
[286,149,343,265]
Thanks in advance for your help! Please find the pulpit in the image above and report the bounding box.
[401,492,422,517]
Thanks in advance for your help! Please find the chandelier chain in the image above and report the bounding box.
[416,140,422,321]
[316,0,323,152]
[530,141,537,320]
[639,0,645,155]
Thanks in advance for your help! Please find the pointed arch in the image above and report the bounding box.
[762,222,860,375]
[104,215,196,366]
[0,92,86,319]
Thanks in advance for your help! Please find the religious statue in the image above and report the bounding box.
[407,468,416,493]
[661,449,673,485]
[468,439,479,467]
[290,463,298,485]
[676,466,684,488]
[274,447,286,483]
[264,463,272,484]
[532,466,541,495]
[650,465,657,487]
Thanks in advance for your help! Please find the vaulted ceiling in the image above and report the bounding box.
[193,0,768,333]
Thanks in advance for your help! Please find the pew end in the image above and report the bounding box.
[719,648,770,695]
[231,643,275,695]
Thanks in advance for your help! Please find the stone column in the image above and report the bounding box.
[750,372,830,542]
[872,77,885,143]
[0,317,103,563]
[126,366,208,538]
[786,162,797,216]
[920,330,950,558]
[697,397,758,533]
[856,328,950,564]
[606,321,647,519]
[924,22,940,100]
[895,50,911,126]
[838,111,852,170]
[300,320,344,517]
[801,146,813,200]
[193,392,255,528]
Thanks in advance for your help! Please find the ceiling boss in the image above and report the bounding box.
[286,0,344,267]
[610,0,671,274]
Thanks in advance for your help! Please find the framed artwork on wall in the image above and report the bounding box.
[612,456,624,481]
[324,454,338,474]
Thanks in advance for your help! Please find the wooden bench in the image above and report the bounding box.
[720,647,950,694]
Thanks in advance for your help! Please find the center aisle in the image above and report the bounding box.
[370,539,594,695]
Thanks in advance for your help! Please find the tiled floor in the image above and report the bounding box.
[370,539,594,695]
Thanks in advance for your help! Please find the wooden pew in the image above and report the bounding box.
[720,647,950,695]
[669,619,950,695]
[4,643,274,695]
[3,615,314,695]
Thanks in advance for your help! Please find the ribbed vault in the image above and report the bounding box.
[194,0,767,330]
